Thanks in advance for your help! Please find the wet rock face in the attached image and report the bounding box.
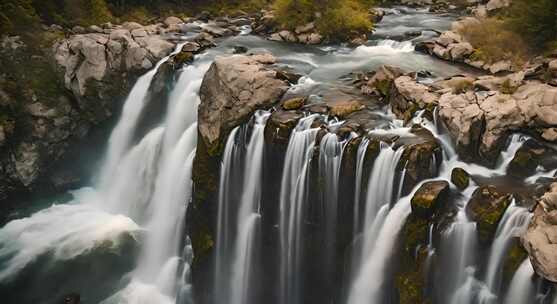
[388,75,439,121]
[411,180,450,218]
[523,182,557,282]
[198,53,289,155]
[466,185,512,243]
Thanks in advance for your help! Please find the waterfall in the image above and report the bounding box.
[229,111,270,304]
[347,143,405,304]
[504,259,536,304]
[214,126,240,303]
[482,202,532,299]
[279,114,321,304]
[353,138,369,233]
[98,43,186,193]
[440,187,479,304]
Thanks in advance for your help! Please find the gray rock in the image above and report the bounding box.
[198,54,289,152]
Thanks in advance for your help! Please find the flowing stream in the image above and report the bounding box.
[0,6,552,304]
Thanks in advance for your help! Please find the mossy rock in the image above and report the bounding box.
[466,185,512,243]
[507,140,545,178]
[451,167,470,190]
[411,180,450,219]
[173,50,194,68]
[282,96,306,110]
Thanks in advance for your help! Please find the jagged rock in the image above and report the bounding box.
[466,185,512,243]
[411,180,450,218]
[361,65,405,97]
[389,76,439,121]
[198,53,289,154]
[451,167,470,190]
[523,182,557,282]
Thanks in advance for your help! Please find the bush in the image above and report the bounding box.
[317,0,373,41]
[457,18,528,65]
[504,0,557,50]
[273,0,374,41]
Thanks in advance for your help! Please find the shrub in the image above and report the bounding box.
[457,18,528,65]
[317,0,373,41]
[273,0,374,41]
[504,0,557,50]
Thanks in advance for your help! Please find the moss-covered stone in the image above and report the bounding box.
[451,167,470,190]
[282,96,306,110]
[411,180,450,219]
[466,185,512,243]
[507,140,546,178]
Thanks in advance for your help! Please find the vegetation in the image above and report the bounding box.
[504,0,557,51]
[457,18,528,65]
[272,0,374,41]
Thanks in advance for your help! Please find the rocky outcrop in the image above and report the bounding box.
[523,182,557,282]
[197,53,289,155]
[389,76,439,121]
[439,82,557,163]
[466,185,512,243]
[190,53,289,304]
[411,180,450,218]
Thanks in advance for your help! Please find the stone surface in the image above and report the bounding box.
[466,185,512,243]
[411,180,450,218]
[451,167,470,190]
[198,53,289,154]
[389,76,439,121]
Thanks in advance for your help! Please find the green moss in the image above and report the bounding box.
[451,167,470,190]
[503,238,528,285]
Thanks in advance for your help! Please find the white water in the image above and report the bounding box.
[347,143,405,304]
[353,138,370,233]
[482,203,532,300]
[229,111,271,304]
[504,259,536,304]
[279,115,321,304]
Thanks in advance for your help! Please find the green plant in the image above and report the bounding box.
[317,0,373,41]
[458,18,528,65]
[504,0,557,51]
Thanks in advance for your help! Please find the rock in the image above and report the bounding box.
[164,16,183,26]
[295,22,315,34]
[507,140,545,178]
[523,182,557,282]
[435,76,475,94]
[276,70,302,84]
[437,31,462,47]
[198,54,289,154]
[448,42,474,61]
[489,60,513,74]
[388,76,439,121]
[264,110,304,146]
[182,41,201,53]
[466,185,512,243]
[486,0,511,11]
[282,97,306,110]
[361,65,405,97]
[411,180,450,218]
[278,30,298,43]
[549,60,557,78]
[233,46,248,54]
[173,51,194,67]
[328,100,364,119]
[203,24,232,37]
[542,128,557,141]
[306,33,323,45]
[134,35,175,59]
[451,167,470,190]
[63,293,80,304]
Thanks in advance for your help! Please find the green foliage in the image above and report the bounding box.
[317,0,373,41]
[458,18,528,65]
[0,0,41,37]
[504,0,557,50]
[272,0,374,41]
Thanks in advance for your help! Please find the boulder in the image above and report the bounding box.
[451,167,470,190]
[198,53,289,154]
[164,16,183,26]
[361,65,405,97]
[523,182,557,282]
[466,185,512,243]
[388,76,439,121]
[282,97,306,110]
[328,100,364,119]
[411,180,450,218]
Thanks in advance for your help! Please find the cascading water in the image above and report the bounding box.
[347,143,405,304]
[279,115,321,304]
[229,111,270,304]
[480,202,532,302]
[504,259,536,304]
